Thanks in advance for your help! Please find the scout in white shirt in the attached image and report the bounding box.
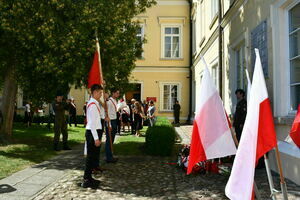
[104,88,120,163]
[81,84,103,189]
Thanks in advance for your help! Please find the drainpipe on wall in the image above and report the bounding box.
[187,0,193,124]
[218,0,223,99]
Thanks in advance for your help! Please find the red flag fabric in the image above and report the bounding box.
[290,105,300,148]
[88,51,103,88]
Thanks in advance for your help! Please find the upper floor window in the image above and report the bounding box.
[211,0,219,22]
[212,64,219,92]
[162,26,182,59]
[136,24,145,59]
[289,3,300,111]
[236,45,246,90]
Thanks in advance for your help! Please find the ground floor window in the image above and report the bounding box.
[289,3,300,111]
[162,83,179,111]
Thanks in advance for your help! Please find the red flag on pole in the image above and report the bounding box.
[88,41,103,88]
[290,105,300,148]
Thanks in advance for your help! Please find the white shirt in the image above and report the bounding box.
[107,97,118,120]
[122,105,130,116]
[86,97,102,141]
[100,103,105,119]
[25,104,30,113]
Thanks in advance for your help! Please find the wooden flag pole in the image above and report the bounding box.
[274,145,288,200]
[95,35,114,154]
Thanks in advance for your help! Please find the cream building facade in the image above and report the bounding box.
[191,0,300,185]
[130,0,191,122]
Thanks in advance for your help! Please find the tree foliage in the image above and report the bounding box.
[0,0,156,104]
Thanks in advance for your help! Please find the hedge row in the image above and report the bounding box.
[145,117,176,156]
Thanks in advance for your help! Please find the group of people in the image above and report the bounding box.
[81,84,156,188]
[21,98,77,129]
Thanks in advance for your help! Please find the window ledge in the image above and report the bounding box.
[199,37,205,48]
[274,116,295,126]
[160,58,184,61]
[209,15,218,30]
[159,110,173,113]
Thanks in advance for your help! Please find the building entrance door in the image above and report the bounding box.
[125,83,141,102]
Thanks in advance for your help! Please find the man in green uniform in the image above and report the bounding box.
[52,92,71,151]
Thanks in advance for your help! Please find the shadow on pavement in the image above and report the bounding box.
[0,184,17,194]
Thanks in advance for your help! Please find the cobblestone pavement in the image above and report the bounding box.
[33,154,300,200]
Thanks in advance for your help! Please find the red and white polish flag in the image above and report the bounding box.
[225,49,277,200]
[290,105,300,148]
[187,58,237,175]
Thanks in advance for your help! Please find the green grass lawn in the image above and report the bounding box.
[0,123,85,180]
[114,127,148,156]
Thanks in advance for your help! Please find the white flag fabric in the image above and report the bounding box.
[225,49,277,200]
[187,57,237,174]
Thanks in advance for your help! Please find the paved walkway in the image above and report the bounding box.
[0,145,84,200]
[0,126,299,200]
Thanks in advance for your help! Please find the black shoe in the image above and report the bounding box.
[106,158,118,163]
[92,167,105,174]
[63,146,72,150]
[81,179,100,189]
[53,145,60,151]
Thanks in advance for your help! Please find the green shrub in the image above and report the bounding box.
[145,117,176,156]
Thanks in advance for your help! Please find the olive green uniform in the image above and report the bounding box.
[52,101,70,149]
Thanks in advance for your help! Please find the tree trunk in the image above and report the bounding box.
[0,66,17,142]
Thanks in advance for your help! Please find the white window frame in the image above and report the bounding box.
[200,0,205,42]
[271,0,300,116]
[161,24,183,59]
[159,82,182,111]
[288,3,300,111]
[137,24,145,59]
[235,45,246,90]
[211,63,220,92]
[211,0,219,22]
[192,17,197,55]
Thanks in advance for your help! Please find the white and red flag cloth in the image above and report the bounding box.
[187,58,237,175]
[289,105,300,148]
[225,49,277,200]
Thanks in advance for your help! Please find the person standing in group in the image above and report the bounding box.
[133,101,144,137]
[68,98,77,127]
[83,101,88,127]
[147,100,156,127]
[47,102,55,130]
[142,100,148,116]
[173,100,181,126]
[81,84,103,189]
[130,99,136,135]
[121,102,131,132]
[233,89,247,141]
[105,88,120,163]
[52,92,71,151]
[24,101,32,127]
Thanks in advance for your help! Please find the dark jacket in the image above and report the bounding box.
[233,98,247,128]
[52,101,70,122]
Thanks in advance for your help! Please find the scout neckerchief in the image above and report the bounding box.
[109,97,117,112]
[86,101,101,124]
